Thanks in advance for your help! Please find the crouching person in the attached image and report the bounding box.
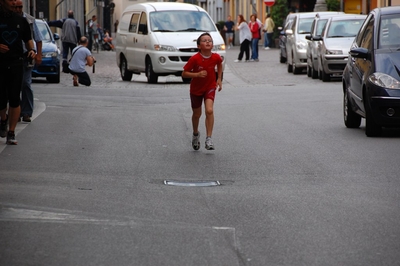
[69,36,95,86]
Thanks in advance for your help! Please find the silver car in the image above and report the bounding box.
[314,14,366,82]
[305,12,344,79]
[286,11,337,74]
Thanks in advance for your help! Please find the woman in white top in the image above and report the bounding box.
[234,14,252,62]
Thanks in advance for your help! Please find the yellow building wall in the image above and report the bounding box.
[345,0,362,14]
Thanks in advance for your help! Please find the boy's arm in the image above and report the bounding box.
[216,63,222,91]
[182,70,207,78]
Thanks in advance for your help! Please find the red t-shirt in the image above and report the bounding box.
[183,52,222,96]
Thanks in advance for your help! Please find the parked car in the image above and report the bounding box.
[115,2,226,84]
[305,12,344,78]
[314,14,366,82]
[343,6,400,136]
[285,11,337,74]
[32,19,60,83]
[278,13,295,63]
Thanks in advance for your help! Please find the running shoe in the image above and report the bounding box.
[192,132,200,150]
[6,131,17,145]
[205,137,214,150]
[0,116,7,138]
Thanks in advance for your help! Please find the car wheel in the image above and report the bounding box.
[47,72,60,83]
[311,63,318,79]
[343,90,361,128]
[280,55,286,63]
[146,58,158,84]
[293,63,302,74]
[120,57,133,81]
[287,62,293,73]
[321,69,330,82]
[365,96,382,137]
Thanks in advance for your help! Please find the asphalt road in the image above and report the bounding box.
[1,46,400,266]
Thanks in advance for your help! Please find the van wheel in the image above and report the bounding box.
[146,59,158,84]
[120,57,133,81]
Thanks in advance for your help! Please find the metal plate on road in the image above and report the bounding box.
[164,180,221,187]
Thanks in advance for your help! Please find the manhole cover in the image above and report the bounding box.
[164,180,221,187]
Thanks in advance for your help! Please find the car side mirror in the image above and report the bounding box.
[53,33,60,41]
[305,34,312,40]
[349,47,368,59]
[285,29,293,35]
[312,35,322,41]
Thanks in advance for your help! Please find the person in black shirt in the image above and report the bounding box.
[0,0,36,145]
[224,15,235,49]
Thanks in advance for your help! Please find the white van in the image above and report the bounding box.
[116,2,226,83]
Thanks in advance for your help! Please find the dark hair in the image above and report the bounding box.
[196,32,212,45]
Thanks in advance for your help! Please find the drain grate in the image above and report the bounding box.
[164,180,221,187]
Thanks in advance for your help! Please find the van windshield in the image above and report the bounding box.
[150,11,216,32]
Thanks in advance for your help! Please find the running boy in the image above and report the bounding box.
[182,33,223,150]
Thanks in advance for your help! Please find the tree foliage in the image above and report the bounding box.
[270,0,289,40]
[326,0,341,11]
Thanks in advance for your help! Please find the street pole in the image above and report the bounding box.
[314,0,328,11]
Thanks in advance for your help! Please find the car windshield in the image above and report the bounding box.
[150,11,216,32]
[36,21,52,42]
[297,18,313,34]
[327,19,365,38]
[379,16,400,49]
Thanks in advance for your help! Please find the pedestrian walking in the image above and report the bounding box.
[87,15,97,52]
[223,15,235,49]
[182,33,223,151]
[15,0,44,123]
[234,15,252,63]
[249,14,260,61]
[114,19,119,34]
[263,13,275,49]
[69,36,95,87]
[0,0,36,145]
[48,10,81,73]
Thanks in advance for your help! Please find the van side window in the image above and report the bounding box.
[129,13,140,33]
[138,12,148,35]
[120,13,131,31]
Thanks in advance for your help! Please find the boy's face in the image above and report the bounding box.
[198,35,213,50]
